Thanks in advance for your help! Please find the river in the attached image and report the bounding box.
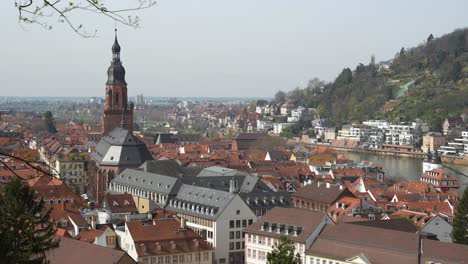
[343,152,468,189]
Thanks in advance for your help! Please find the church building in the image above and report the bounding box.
[90,31,153,203]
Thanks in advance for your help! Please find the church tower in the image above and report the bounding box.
[102,29,134,134]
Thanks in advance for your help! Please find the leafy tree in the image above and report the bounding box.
[452,187,468,245]
[274,90,287,103]
[400,47,405,55]
[43,111,57,134]
[248,100,257,113]
[267,236,302,264]
[427,33,434,43]
[0,178,59,263]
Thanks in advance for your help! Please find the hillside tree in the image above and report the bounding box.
[43,111,57,134]
[0,178,59,263]
[452,187,468,245]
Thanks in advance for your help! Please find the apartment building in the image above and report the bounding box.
[243,208,334,264]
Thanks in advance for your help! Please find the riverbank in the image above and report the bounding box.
[441,156,468,166]
[311,144,425,159]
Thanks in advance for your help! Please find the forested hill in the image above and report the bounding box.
[280,28,468,131]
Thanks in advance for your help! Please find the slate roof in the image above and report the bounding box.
[91,127,153,166]
[112,168,181,196]
[165,184,235,220]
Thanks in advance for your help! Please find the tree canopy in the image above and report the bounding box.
[452,187,468,245]
[0,178,59,263]
[266,236,302,264]
[43,111,57,134]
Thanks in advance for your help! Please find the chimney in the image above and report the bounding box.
[229,179,238,193]
[181,218,186,229]
[339,184,343,190]
[326,182,330,188]
[90,215,96,230]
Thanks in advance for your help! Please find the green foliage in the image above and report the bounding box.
[267,236,302,264]
[275,90,287,103]
[0,178,59,263]
[452,187,468,245]
[280,28,468,130]
[43,111,57,134]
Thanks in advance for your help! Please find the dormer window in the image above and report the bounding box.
[61,220,68,227]
[124,200,130,205]
[113,201,119,206]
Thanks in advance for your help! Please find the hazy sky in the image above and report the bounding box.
[1,0,467,98]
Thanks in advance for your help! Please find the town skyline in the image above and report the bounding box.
[2,0,468,97]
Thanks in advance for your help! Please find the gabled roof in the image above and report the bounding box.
[112,168,181,196]
[91,127,153,166]
[243,207,332,243]
[46,237,135,264]
[348,219,417,233]
[306,223,420,263]
[292,181,351,204]
[104,193,138,214]
[165,184,236,220]
[126,219,212,257]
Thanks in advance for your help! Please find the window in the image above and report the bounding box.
[236,231,241,239]
[230,231,234,239]
[309,257,314,264]
[248,234,252,243]
[248,249,251,258]
[165,256,170,264]
[230,220,235,228]
[253,250,257,259]
[229,242,234,250]
[242,241,245,249]
[173,256,178,264]
[242,219,247,227]
[236,242,240,250]
[259,251,266,260]
[106,236,115,245]
[203,252,209,261]
[248,219,253,225]
[179,255,185,263]
[236,220,241,228]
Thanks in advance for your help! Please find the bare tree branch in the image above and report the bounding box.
[15,0,157,37]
